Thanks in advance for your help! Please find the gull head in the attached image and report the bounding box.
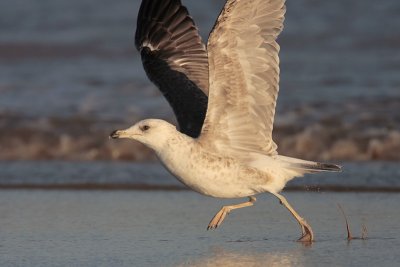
[110,119,178,151]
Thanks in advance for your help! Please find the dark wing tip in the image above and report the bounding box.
[293,162,343,173]
[319,163,342,172]
[135,0,187,51]
[133,0,209,137]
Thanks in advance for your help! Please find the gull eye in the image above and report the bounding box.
[141,125,150,131]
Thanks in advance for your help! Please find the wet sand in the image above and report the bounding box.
[1,190,399,266]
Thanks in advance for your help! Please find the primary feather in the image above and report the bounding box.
[135,0,209,137]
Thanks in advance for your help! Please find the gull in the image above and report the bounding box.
[111,0,341,242]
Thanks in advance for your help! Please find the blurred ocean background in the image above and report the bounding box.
[1,0,399,163]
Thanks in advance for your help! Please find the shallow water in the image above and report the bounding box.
[0,190,399,266]
[0,161,399,266]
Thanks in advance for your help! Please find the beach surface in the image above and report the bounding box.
[1,190,399,267]
[0,161,399,266]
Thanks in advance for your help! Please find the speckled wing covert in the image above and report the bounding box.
[200,0,286,157]
[135,0,209,138]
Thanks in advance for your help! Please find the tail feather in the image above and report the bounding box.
[294,162,342,173]
[275,155,342,173]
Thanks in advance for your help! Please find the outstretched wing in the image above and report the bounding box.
[135,0,209,137]
[199,0,286,158]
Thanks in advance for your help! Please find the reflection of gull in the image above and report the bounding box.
[111,0,341,242]
[185,247,305,267]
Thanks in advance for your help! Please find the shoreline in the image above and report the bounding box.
[1,183,399,193]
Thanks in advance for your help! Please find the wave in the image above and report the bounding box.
[1,97,399,161]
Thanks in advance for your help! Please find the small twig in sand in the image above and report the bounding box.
[337,204,369,241]
[361,223,368,240]
[337,204,353,240]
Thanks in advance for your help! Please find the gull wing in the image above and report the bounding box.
[135,0,209,137]
[199,0,286,157]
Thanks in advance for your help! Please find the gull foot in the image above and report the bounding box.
[297,220,314,242]
[207,207,231,230]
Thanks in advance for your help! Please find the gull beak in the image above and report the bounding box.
[109,130,124,139]
[109,128,140,139]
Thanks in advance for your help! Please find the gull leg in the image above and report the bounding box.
[207,196,256,230]
[272,192,314,242]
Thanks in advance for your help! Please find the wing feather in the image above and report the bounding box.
[199,0,286,158]
[135,0,209,137]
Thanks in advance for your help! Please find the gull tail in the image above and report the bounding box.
[276,155,342,173]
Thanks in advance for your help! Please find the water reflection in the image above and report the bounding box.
[179,246,307,267]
